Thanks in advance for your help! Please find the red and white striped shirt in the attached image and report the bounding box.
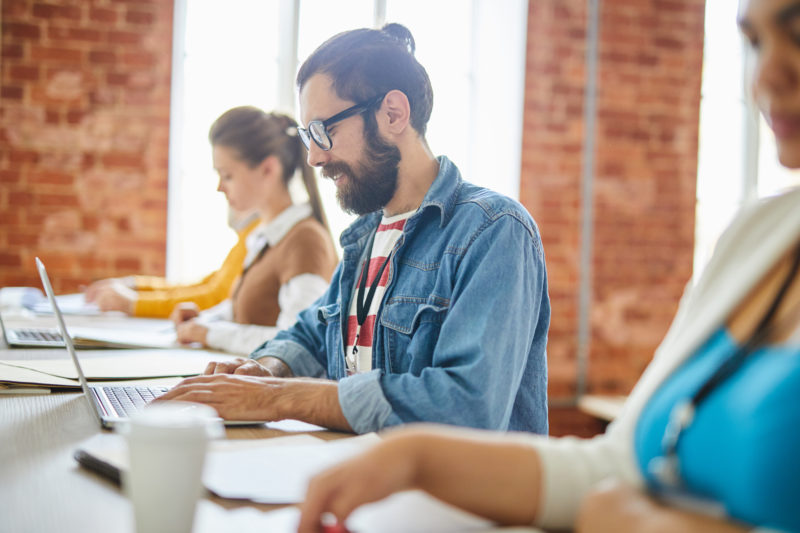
[345,211,413,375]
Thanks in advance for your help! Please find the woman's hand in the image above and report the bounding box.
[84,279,136,314]
[298,434,420,533]
[299,426,542,532]
[175,319,209,346]
[170,302,200,325]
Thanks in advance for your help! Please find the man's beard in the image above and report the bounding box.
[322,120,401,216]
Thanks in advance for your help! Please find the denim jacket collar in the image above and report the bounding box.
[339,155,461,248]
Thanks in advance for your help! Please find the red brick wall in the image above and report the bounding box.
[0,0,173,293]
[521,0,705,402]
[1,0,705,419]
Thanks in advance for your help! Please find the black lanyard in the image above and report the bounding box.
[352,229,392,357]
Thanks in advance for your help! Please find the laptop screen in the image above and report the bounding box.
[35,257,102,425]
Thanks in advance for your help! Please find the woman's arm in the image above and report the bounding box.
[298,426,543,532]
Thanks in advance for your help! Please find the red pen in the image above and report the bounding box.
[320,512,351,533]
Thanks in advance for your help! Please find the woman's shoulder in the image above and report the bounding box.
[283,217,333,244]
[279,217,338,263]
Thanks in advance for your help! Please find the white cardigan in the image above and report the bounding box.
[526,187,800,529]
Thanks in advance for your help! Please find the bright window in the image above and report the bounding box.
[695,0,800,278]
[168,0,527,282]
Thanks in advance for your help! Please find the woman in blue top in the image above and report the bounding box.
[297,0,800,532]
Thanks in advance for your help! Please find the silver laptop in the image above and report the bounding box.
[36,257,172,429]
[0,310,67,348]
[0,307,168,350]
[36,257,260,429]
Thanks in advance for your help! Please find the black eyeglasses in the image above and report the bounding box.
[298,93,386,151]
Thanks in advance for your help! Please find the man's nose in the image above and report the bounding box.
[306,141,330,168]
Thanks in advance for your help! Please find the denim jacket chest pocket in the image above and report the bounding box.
[379,297,449,375]
[317,303,345,379]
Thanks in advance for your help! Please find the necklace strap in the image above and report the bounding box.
[356,229,393,328]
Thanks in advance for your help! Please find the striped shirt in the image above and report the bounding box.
[345,210,413,375]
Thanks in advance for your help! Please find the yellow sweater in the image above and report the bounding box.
[131,219,260,318]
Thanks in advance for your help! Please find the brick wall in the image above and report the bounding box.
[1,0,705,429]
[521,0,705,403]
[0,0,173,293]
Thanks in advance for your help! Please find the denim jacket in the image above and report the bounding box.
[251,156,550,434]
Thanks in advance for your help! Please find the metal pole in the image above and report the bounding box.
[576,0,601,400]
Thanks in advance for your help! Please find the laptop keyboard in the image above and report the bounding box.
[103,386,169,417]
[15,328,62,342]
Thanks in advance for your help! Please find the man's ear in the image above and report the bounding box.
[379,90,411,135]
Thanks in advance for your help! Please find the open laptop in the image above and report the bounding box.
[0,306,177,350]
[0,310,66,348]
[36,257,259,429]
[36,257,171,428]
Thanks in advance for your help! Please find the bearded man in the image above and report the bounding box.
[160,23,550,435]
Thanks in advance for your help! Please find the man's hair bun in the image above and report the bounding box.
[381,23,415,55]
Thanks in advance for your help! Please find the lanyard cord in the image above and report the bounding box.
[654,245,800,486]
[352,229,393,356]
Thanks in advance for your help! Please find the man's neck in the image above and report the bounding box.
[383,141,439,218]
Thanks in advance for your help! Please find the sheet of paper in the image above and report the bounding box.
[0,361,80,387]
[75,432,325,476]
[203,434,380,503]
[196,493,528,533]
[196,503,299,533]
[0,349,238,380]
[265,419,326,432]
[348,490,493,532]
[30,293,101,315]
[67,326,178,348]
[0,384,52,394]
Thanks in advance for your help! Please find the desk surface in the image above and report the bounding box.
[1,315,544,533]
[0,329,350,533]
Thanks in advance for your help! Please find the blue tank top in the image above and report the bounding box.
[634,327,800,531]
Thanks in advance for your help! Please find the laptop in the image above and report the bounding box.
[0,310,66,348]
[36,257,173,429]
[0,304,177,350]
[36,257,260,429]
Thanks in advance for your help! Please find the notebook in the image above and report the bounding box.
[36,257,263,429]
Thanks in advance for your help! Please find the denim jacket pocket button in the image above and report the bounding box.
[317,303,341,325]
[381,299,449,374]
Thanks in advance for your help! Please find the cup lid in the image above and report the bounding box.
[119,402,225,440]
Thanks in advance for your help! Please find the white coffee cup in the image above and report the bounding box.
[121,402,224,533]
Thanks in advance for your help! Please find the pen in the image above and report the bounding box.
[320,512,350,533]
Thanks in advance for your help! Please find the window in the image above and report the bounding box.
[696,0,800,277]
[168,0,527,282]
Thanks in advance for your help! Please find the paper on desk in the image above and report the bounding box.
[75,432,325,476]
[29,292,101,315]
[0,349,239,380]
[67,326,178,349]
[203,433,381,503]
[195,492,499,533]
[196,503,299,533]
[266,419,325,432]
[0,361,80,388]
